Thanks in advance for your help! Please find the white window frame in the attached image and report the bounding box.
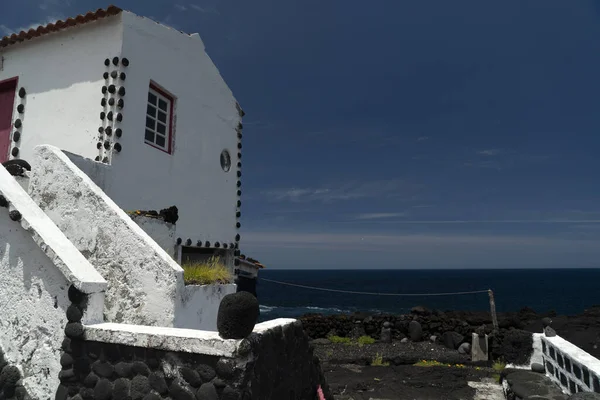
[145,84,173,153]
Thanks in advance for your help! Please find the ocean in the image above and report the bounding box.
[256,268,600,322]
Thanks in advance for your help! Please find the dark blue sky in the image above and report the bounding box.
[4,0,600,268]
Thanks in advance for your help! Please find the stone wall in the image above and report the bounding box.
[299,309,537,364]
[56,309,331,399]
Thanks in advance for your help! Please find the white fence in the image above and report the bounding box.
[541,334,600,395]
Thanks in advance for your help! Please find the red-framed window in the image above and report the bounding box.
[145,82,175,154]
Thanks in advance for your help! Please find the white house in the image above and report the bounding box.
[0,5,244,269]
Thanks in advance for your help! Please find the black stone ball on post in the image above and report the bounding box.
[217,291,260,339]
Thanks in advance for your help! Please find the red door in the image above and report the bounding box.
[0,78,17,163]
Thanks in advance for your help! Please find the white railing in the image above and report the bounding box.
[541,334,600,395]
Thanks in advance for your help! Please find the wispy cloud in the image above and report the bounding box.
[190,4,220,14]
[241,231,600,269]
[477,149,503,156]
[354,212,406,220]
[39,0,71,11]
[417,136,429,141]
[175,4,188,11]
[242,231,600,249]
[262,180,417,203]
[0,25,12,35]
[357,219,600,224]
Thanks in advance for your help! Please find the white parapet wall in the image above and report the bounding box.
[28,145,234,330]
[0,165,106,400]
[129,214,176,258]
[176,284,237,331]
[83,318,297,357]
[541,334,600,395]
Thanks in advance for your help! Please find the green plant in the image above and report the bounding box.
[492,359,506,383]
[325,350,333,358]
[182,256,233,285]
[414,360,466,368]
[492,360,506,373]
[327,336,352,344]
[357,335,376,347]
[371,353,389,367]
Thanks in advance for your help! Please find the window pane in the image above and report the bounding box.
[156,123,166,134]
[158,111,167,123]
[145,129,154,142]
[148,92,157,105]
[158,99,168,111]
[146,116,155,129]
[147,104,156,118]
[156,135,166,148]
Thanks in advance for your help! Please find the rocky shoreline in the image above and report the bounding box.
[301,306,600,399]
[300,305,600,361]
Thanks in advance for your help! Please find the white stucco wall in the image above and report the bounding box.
[102,11,241,246]
[0,15,124,162]
[2,11,241,257]
[29,145,183,327]
[29,145,233,330]
[0,165,106,399]
[176,284,237,330]
[130,215,176,258]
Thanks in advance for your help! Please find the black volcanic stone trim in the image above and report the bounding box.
[11,146,19,157]
[14,119,22,128]
[17,104,24,113]
[0,350,31,400]
[12,131,20,142]
[65,323,84,338]
[217,292,259,339]
[66,304,83,322]
[0,195,8,207]
[18,87,26,98]
[8,210,21,221]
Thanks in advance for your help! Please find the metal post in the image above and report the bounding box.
[489,289,499,333]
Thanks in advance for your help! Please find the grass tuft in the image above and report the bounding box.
[358,335,376,347]
[414,360,466,368]
[182,256,232,285]
[371,353,389,367]
[328,336,352,344]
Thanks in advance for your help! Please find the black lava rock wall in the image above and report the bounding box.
[0,348,31,400]
[57,286,332,400]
